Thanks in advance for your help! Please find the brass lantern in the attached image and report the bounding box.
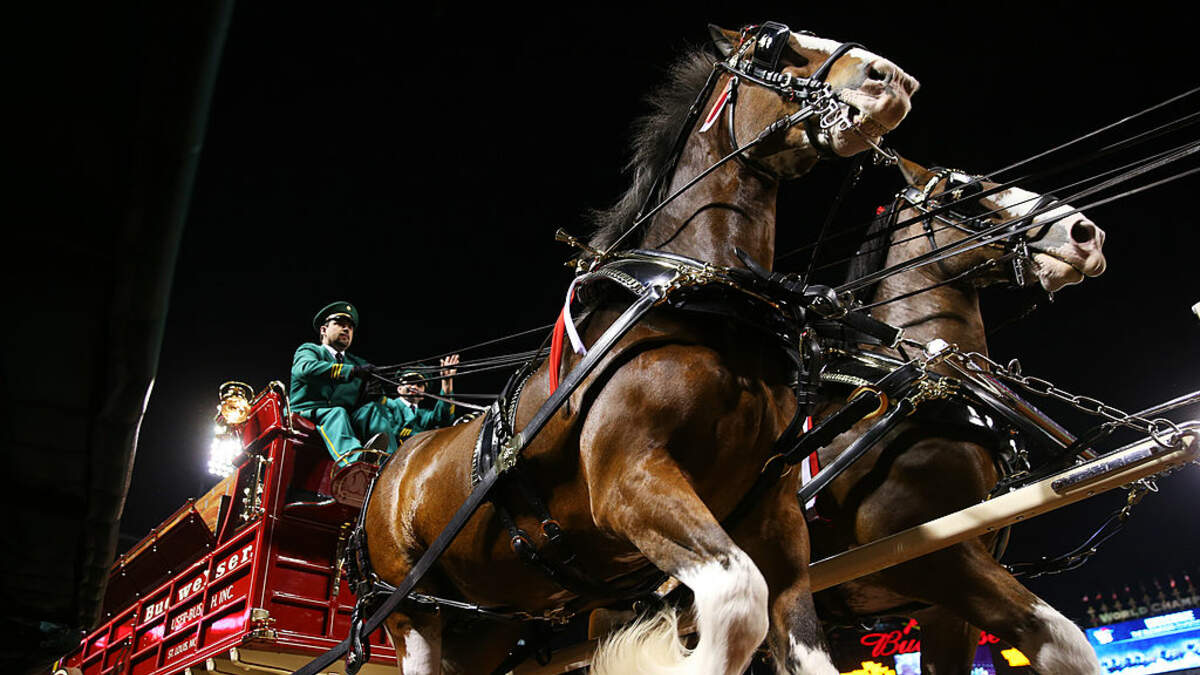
[217,381,255,426]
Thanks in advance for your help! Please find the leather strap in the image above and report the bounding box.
[723,361,922,532]
[796,397,913,505]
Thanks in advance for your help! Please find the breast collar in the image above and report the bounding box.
[567,249,812,353]
[819,348,1076,470]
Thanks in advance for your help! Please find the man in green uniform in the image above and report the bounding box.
[290,302,461,467]
[289,301,395,467]
[385,356,459,445]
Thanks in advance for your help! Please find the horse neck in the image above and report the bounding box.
[640,122,803,270]
[869,239,990,356]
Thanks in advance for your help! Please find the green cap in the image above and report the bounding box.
[313,301,359,331]
[398,370,427,385]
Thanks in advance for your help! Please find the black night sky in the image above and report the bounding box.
[120,2,1199,619]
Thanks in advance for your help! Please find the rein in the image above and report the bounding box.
[904,168,1049,288]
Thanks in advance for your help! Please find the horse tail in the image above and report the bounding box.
[590,606,691,674]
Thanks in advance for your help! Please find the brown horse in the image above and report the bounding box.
[809,157,1108,674]
[362,24,918,675]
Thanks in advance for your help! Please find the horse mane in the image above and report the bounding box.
[587,47,718,250]
[843,203,897,302]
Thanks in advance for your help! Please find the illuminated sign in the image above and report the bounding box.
[1096,595,1200,625]
[841,661,896,675]
[858,620,1011,659]
[860,621,920,658]
[840,619,1031,673]
[1001,648,1032,667]
[1086,608,1200,674]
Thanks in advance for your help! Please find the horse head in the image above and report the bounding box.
[894,157,1107,293]
[590,24,917,261]
[710,23,919,173]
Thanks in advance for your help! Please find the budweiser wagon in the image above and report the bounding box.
[53,383,396,675]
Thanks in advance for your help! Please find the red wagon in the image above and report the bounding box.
[54,386,395,675]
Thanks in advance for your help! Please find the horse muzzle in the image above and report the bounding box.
[826,59,920,157]
[1029,214,1108,291]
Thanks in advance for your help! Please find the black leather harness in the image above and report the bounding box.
[812,347,1091,500]
[312,247,1094,675]
[306,245,881,675]
[466,249,817,603]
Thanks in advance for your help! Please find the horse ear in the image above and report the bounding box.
[709,24,740,57]
[897,156,936,187]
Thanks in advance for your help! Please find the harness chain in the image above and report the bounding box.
[950,350,1183,449]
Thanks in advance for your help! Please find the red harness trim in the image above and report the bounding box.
[796,416,829,521]
[699,78,734,133]
[549,308,566,392]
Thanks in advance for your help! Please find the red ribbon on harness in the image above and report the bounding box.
[699,78,734,133]
[549,308,566,393]
[549,286,581,393]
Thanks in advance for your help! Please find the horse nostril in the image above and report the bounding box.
[1070,221,1095,244]
[868,64,888,82]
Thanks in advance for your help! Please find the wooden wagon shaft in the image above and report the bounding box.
[515,424,1197,675]
[807,423,1197,591]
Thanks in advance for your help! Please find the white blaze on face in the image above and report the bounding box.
[988,185,1105,290]
[790,33,878,69]
[788,31,918,158]
[988,186,1074,235]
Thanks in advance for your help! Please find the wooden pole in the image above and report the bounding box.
[809,429,1196,591]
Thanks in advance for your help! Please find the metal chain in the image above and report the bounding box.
[954,350,1184,448]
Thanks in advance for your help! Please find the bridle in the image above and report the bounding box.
[714,22,864,162]
[619,21,872,251]
[894,168,1061,288]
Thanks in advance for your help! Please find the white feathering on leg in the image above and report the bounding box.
[781,636,839,675]
[1023,600,1102,675]
[592,548,768,674]
[400,621,442,675]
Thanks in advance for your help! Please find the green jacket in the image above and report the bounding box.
[289,343,369,414]
[383,396,455,442]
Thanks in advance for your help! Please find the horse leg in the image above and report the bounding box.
[587,456,769,675]
[733,479,838,674]
[438,622,525,675]
[909,606,979,675]
[382,611,442,675]
[883,542,1100,675]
